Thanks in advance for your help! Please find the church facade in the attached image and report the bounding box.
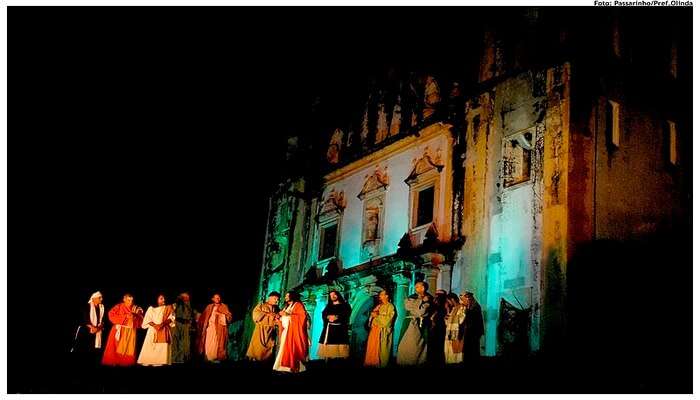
[251,8,689,361]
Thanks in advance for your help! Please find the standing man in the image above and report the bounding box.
[317,290,351,364]
[102,293,144,366]
[72,291,105,365]
[272,291,309,373]
[461,292,484,367]
[137,294,175,366]
[246,291,281,362]
[197,293,233,363]
[428,289,448,365]
[397,281,433,366]
[171,292,197,364]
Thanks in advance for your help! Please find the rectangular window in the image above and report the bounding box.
[319,223,338,260]
[503,130,533,188]
[666,120,678,166]
[606,100,620,148]
[416,186,435,227]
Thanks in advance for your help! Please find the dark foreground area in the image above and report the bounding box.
[10,354,691,394]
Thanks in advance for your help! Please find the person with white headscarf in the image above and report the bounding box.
[71,291,106,365]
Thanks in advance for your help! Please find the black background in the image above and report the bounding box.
[9,6,692,394]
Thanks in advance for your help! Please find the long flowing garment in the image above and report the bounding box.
[171,301,196,363]
[272,301,309,373]
[317,302,351,359]
[197,303,232,362]
[428,305,447,365]
[101,303,144,366]
[246,302,279,361]
[73,303,105,364]
[396,294,432,366]
[137,305,175,366]
[462,303,485,363]
[444,304,466,364]
[363,302,395,367]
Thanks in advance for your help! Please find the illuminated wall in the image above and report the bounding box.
[310,124,454,272]
[456,67,568,355]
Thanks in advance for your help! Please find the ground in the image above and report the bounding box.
[9,355,690,394]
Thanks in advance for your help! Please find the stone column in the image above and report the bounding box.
[437,264,453,292]
[391,273,411,356]
[421,266,439,295]
[419,252,444,294]
[306,286,328,360]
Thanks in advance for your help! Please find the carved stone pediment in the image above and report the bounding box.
[405,146,444,185]
[358,165,390,200]
[320,189,347,216]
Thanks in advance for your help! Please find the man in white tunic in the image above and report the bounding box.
[137,294,175,367]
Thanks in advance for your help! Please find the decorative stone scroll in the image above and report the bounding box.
[319,188,347,217]
[326,128,344,164]
[404,146,444,185]
[358,165,390,200]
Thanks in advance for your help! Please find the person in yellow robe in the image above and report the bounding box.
[363,290,396,367]
[245,291,280,362]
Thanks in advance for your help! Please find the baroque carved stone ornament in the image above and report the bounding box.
[320,188,347,216]
[405,146,444,185]
[358,165,390,200]
[326,128,344,164]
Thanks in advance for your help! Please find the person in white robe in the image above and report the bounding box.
[137,294,176,367]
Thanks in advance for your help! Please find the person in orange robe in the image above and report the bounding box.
[101,293,144,366]
[364,289,396,368]
[272,291,309,373]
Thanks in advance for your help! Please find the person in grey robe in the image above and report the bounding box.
[397,281,433,366]
[171,292,197,364]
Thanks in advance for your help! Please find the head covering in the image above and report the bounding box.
[88,291,103,303]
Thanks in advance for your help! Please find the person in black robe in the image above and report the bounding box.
[317,290,351,365]
[71,291,106,366]
[427,289,448,365]
[460,292,484,367]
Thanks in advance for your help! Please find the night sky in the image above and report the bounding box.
[10,6,484,378]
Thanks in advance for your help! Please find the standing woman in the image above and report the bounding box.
[273,291,310,373]
[137,294,176,366]
[444,292,466,364]
[317,290,351,364]
[363,289,395,368]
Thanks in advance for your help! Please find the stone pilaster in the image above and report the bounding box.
[306,286,329,360]
[418,252,444,294]
[437,263,453,292]
[391,273,411,356]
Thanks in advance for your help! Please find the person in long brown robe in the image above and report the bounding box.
[245,291,280,362]
[197,293,233,362]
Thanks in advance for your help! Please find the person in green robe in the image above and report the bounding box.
[171,292,197,364]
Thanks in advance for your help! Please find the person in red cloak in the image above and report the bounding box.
[101,293,144,366]
[272,291,310,373]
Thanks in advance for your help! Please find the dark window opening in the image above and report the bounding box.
[416,186,435,227]
[320,224,338,260]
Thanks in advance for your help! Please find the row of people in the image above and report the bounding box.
[72,291,232,366]
[73,281,484,371]
[246,281,484,371]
